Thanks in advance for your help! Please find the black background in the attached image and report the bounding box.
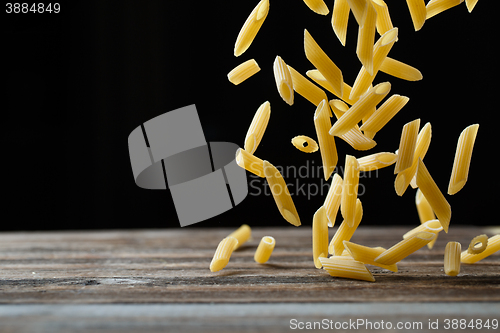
[3,1,496,231]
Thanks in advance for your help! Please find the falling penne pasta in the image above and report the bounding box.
[461,235,500,264]
[228,224,252,250]
[244,101,271,154]
[357,152,397,171]
[403,219,443,241]
[414,189,438,249]
[314,100,338,180]
[234,0,270,57]
[346,0,368,26]
[426,0,463,19]
[332,0,350,46]
[210,236,239,272]
[372,0,393,36]
[273,56,294,106]
[263,160,301,226]
[341,155,360,228]
[288,65,329,106]
[291,135,319,153]
[394,118,420,174]
[330,198,363,255]
[467,234,488,255]
[313,206,330,268]
[379,57,423,81]
[324,173,343,227]
[360,94,409,134]
[405,0,427,31]
[236,148,265,178]
[374,231,436,265]
[307,70,356,105]
[448,124,479,195]
[444,241,461,276]
[343,241,398,272]
[254,236,276,263]
[465,0,478,12]
[320,256,375,282]
[227,59,261,85]
[356,0,377,75]
[302,0,330,15]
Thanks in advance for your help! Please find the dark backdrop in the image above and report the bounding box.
[3,1,496,231]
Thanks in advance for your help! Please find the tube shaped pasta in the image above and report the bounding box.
[228,224,252,250]
[448,124,479,195]
[254,236,276,263]
[394,118,420,174]
[372,0,393,36]
[332,0,350,46]
[359,94,409,134]
[402,219,443,240]
[466,0,478,12]
[444,241,461,276]
[341,155,360,228]
[244,101,271,154]
[357,152,397,171]
[467,234,488,255]
[236,148,265,178]
[346,0,368,26]
[210,236,239,272]
[234,0,270,57]
[273,56,294,106]
[288,65,329,106]
[406,0,426,31]
[291,135,319,153]
[343,241,398,272]
[426,0,463,19]
[374,231,436,265]
[415,188,436,224]
[356,1,377,76]
[307,70,356,105]
[416,158,451,233]
[302,0,329,15]
[379,57,423,81]
[324,173,343,227]
[319,256,375,282]
[313,206,330,268]
[461,235,500,264]
[227,59,261,85]
[314,100,338,180]
[263,160,301,226]
[329,198,363,255]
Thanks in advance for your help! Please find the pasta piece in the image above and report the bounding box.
[329,198,363,256]
[227,59,261,85]
[302,0,330,15]
[467,234,488,255]
[273,56,294,105]
[228,224,252,250]
[307,70,356,105]
[402,219,443,240]
[371,0,393,36]
[320,256,375,282]
[466,0,478,12]
[304,29,344,97]
[291,135,319,153]
[415,189,438,249]
[244,101,271,154]
[329,82,391,137]
[374,231,436,265]
[461,235,500,264]
[416,158,452,233]
[332,0,350,46]
[288,65,329,106]
[324,173,343,227]
[359,94,409,134]
[444,241,461,276]
[210,236,239,272]
[394,118,420,174]
[343,241,398,272]
[426,0,463,19]
[357,152,397,171]
[263,160,301,226]
[235,148,265,178]
[406,0,426,31]
[448,124,479,195]
[314,100,338,180]
[341,155,360,228]
[379,57,423,81]
[254,236,276,263]
[234,0,270,57]
[313,206,330,268]
[346,0,368,25]
[356,0,377,76]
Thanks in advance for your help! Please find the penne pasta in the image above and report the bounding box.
[426,0,463,19]
[291,135,319,153]
[394,118,420,174]
[329,198,363,255]
[227,59,261,85]
[235,148,265,178]
[467,234,488,255]
[402,219,443,241]
[288,65,329,106]
[461,235,500,264]
[254,236,276,263]
[416,158,452,233]
[448,124,479,195]
[465,0,478,12]
[379,57,423,81]
[234,0,270,57]
[341,155,360,228]
[244,101,271,154]
[313,206,330,268]
[263,160,301,226]
[228,224,252,250]
[346,0,368,26]
[304,29,344,97]
[414,189,438,249]
[343,241,398,272]
[374,231,436,265]
[359,94,409,134]
[357,152,397,171]
[319,256,375,282]
[314,100,338,180]
[332,0,350,46]
[307,70,356,105]
[273,56,294,106]
[371,0,393,36]
[444,241,461,276]
[356,0,377,75]
[324,173,343,227]
[405,0,427,31]
[302,0,330,15]
[210,236,239,272]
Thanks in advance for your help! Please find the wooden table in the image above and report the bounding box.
[0,226,499,332]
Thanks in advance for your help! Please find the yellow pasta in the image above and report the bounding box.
[302,0,329,15]
[228,224,252,250]
[329,82,391,137]
[346,0,368,26]
[405,0,427,31]
[356,1,377,75]
[244,101,271,154]
[291,135,319,153]
[448,124,479,195]
[426,0,463,20]
[329,198,363,255]
[227,59,261,85]
[343,241,398,272]
[467,234,488,255]
[313,206,330,268]
[357,152,397,171]
[314,100,338,180]
[371,0,393,36]
[466,0,478,12]
[324,173,343,227]
[235,148,265,178]
[341,155,360,228]
[234,0,270,57]
[332,0,350,46]
[288,65,329,106]
[320,256,375,282]
[210,236,239,272]
[402,219,443,241]
[307,70,356,105]
[379,57,423,81]
[444,241,461,276]
[416,158,452,233]
[263,160,301,226]
[254,236,276,263]
[374,231,436,265]
[304,29,344,97]
[394,118,420,174]
[461,235,500,264]
[414,189,438,249]
[359,94,409,134]
[273,56,294,106]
